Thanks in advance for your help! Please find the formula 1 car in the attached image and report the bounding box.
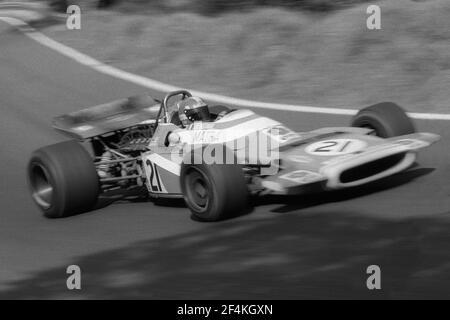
[27,90,440,221]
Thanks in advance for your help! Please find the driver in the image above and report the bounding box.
[174,96,211,127]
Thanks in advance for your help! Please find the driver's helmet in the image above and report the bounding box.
[177,97,210,126]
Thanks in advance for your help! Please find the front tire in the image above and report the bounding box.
[28,140,100,218]
[351,102,415,138]
[180,163,249,222]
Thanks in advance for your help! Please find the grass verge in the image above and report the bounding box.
[41,0,450,112]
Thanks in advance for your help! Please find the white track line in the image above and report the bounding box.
[1,15,450,120]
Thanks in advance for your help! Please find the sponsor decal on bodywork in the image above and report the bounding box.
[305,139,367,156]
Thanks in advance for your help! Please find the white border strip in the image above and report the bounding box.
[1,15,450,120]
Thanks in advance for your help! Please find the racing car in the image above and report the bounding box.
[27,90,440,221]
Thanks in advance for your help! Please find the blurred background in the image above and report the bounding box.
[27,0,449,113]
[1,0,449,299]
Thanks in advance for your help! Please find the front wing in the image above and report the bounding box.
[260,132,440,194]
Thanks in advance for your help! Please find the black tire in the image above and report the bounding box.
[28,140,100,218]
[180,163,249,222]
[351,102,415,138]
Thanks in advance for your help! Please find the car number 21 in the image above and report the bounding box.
[305,139,367,156]
[145,159,164,192]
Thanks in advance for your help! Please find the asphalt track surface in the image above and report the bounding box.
[0,21,450,299]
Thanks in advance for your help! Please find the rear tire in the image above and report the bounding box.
[351,102,415,138]
[180,163,249,222]
[28,140,99,218]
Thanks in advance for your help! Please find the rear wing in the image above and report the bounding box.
[52,95,161,140]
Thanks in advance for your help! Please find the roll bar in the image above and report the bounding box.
[156,90,193,125]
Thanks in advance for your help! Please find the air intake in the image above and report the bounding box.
[340,153,407,183]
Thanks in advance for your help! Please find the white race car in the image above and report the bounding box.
[27,90,440,221]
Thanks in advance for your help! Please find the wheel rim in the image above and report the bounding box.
[30,163,53,209]
[185,168,210,213]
